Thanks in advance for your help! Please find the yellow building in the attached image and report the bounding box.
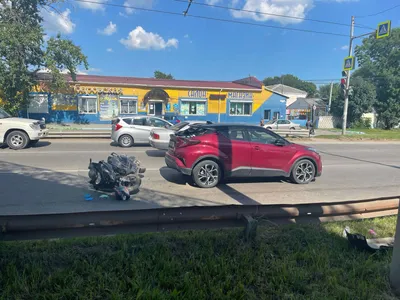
[26,74,287,124]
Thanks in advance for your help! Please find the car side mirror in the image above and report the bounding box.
[275,139,286,146]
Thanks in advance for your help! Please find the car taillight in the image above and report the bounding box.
[153,133,160,140]
[176,137,200,148]
[115,123,122,131]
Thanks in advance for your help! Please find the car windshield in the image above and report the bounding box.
[266,120,276,124]
[170,121,189,131]
[0,108,11,119]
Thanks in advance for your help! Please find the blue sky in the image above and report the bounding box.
[40,0,400,84]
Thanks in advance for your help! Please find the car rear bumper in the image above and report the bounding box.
[149,137,169,150]
[165,152,192,175]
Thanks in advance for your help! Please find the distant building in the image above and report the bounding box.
[266,84,308,107]
[20,74,288,124]
[287,97,327,127]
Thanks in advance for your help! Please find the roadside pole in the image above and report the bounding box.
[342,16,354,135]
[391,209,400,295]
[328,82,333,112]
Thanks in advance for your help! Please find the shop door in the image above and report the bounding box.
[155,103,163,116]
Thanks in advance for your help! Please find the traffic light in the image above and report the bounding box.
[340,71,348,97]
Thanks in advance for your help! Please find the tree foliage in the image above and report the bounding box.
[355,27,400,129]
[263,74,317,97]
[329,77,376,127]
[154,70,174,80]
[0,0,88,115]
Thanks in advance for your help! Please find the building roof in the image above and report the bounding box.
[266,84,308,95]
[37,73,263,91]
[287,97,326,110]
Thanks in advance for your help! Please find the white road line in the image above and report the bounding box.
[0,168,161,173]
[0,150,150,155]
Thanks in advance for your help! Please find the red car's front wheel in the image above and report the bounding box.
[290,159,316,184]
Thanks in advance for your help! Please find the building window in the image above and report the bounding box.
[120,98,137,114]
[28,94,49,114]
[78,96,97,114]
[230,102,252,116]
[264,109,271,120]
[52,94,77,107]
[180,101,206,116]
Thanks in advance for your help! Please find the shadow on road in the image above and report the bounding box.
[110,142,150,148]
[321,151,400,170]
[159,167,194,186]
[30,141,52,148]
[146,150,166,158]
[0,161,222,215]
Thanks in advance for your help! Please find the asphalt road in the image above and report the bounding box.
[0,139,399,215]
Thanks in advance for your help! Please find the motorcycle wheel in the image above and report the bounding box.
[128,176,142,195]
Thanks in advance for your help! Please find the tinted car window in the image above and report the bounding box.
[220,128,247,141]
[133,117,146,126]
[122,118,132,125]
[248,128,277,145]
[150,117,169,128]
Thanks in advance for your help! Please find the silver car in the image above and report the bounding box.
[111,116,173,147]
[149,121,211,150]
[264,119,300,130]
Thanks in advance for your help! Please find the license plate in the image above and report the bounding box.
[169,140,175,148]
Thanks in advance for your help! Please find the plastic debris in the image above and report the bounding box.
[368,229,377,236]
[99,194,109,199]
[343,226,351,238]
[84,194,93,201]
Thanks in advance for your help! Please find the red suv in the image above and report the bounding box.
[165,124,322,188]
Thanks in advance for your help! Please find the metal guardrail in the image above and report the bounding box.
[1,196,398,241]
[272,129,311,137]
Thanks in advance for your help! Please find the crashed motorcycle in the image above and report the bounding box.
[88,153,146,200]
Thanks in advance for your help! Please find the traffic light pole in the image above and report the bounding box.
[341,16,355,135]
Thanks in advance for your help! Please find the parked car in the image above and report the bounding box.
[163,115,182,125]
[149,121,212,150]
[165,124,322,188]
[264,119,299,130]
[0,108,49,150]
[111,116,173,147]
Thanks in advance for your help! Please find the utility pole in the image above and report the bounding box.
[328,82,333,112]
[391,210,400,296]
[342,16,354,135]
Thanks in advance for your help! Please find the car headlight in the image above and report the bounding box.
[29,123,40,130]
[306,147,319,155]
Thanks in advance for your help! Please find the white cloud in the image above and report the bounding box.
[88,67,102,74]
[106,48,114,52]
[120,26,178,50]
[37,68,87,75]
[98,22,117,35]
[76,0,108,11]
[41,8,76,34]
[341,45,349,50]
[119,12,128,17]
[123,0,153,15]
[230,0,314,25]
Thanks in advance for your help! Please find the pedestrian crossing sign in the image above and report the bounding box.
[376,20,391,39]
[343,56,354,71]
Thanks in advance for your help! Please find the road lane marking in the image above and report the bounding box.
[0,150,151,154]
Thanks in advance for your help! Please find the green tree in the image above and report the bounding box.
[319,83,340,103]
[263,74,317,97]
[0,0,88,115]
[154,70,174,80]
[330,77,376,127]
[355,28,400,129]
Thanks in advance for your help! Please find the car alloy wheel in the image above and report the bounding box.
[295,161,314,183]
[192,160,221,188]
[10,134,24,147]
[119,135,133,147]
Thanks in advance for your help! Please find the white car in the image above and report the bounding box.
[0,108,49,150]
[264,119,299,130]
[111,116,173,147]
[149,121,211,150]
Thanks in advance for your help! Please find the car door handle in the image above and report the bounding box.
[254,146,260,150]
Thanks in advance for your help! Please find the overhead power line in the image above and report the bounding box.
[355,4,400,18]
[71,0,348,37]
[173,0,374,30]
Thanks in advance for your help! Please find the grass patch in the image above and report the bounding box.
[317,129,400,141]
[0,217,398,299]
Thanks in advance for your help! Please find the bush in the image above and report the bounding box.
[351,118,371,129]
